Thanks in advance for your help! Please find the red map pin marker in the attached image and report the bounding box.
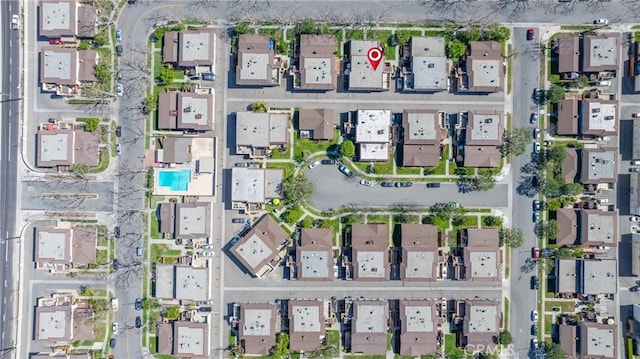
[367,47,383,71]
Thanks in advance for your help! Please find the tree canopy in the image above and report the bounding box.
[500,228,524,248]
[502,127,532,157]
[339,140,355,158]
[282,175,313,206]
[447,39,467,61]
[546,85,566,103]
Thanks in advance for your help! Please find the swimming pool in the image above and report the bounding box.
[158,169,192,192]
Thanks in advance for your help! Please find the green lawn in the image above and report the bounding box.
[544,314,554,335]
[545,300,575,312]
[266,162,297,180]
[424,159,447,175]
[444,333,464,357]
[367,30,396,60]
[367,214,390,224]
[452,215,479,233]
[354,159,394,175]
[150,213,162,239]
[326,330,340,348]
[293,130,340,160]
[396,166,422,175]
[281,206,304,225]
[269,146,291,160]
[87,149,109,173]
[393,214,420,224]
[96,250,108,265]
[481,215,503,228]
[504,297,510,329]
[346,29,364,40]
[149,195,166,210]
[150,244,182,263]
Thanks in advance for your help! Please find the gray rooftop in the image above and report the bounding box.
[236,112,289,149]
[583,35,619,72]
[356,251,386,279]
[404,304,434,332]
[467,304,499,333]
[179,30,215,66]
[35,228,71,263]
[403,110,439,143]
[582,259,617,295]
[581,210,616,245]
[355,109,391,143]
[404,251,436,279]
[242,307,273,336]
[468,251,498,279]
[155,264,175,299]
[179,96,210,127]
[556,259,578,293]
[468,112,502,143]
[410,37,448,90]
[304,58,333,86]
[354,302,388,333]
[349,40,384,90]
[236,232,274,270]
[175,266,209,301]
[580,322,616,358]
[300,250,330,279]
[175,203,211,239]
[297,228,333,281]
[237,34,272,84]
[38,128,73,167]
[582,147,617,183]
[42,48,75,85]
[176,325,206,356]
[232,168,283,204]
[290,304,321,333]
[36,306,71,341]
[582,99,617,134]
[40,0,74,36]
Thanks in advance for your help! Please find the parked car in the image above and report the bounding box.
[232,218,248,224]
[533,88,544,104]
[112,323,119,334]
[526,28,534,41]
[534,142,541,154]
[531,310,538,321]
[447,202,460,209]
[531,276,540,290]
[532,246,540,259]
[530,113,538,124]
[308,160,320,169]
[630,168,640,173]
[116,45,123,56]
[201,250,215,257]
[115,144,122,156]
[113,258,120,270]
[116,83,124,97]
[632,113,640,118]
[109,338,116,349]
[115,29,122,42]
[11,14,19,30]
[321,159,336,165]
[594,18,609,25]
[533,128,540,140]
[135,316,142,328]
[541,248,555,258]
[135,298,142,310]
[48,38,62,45]
[426,183,441,188]
[198,307,213,312]
[136,246,143,256]
[338,165,353,177]
[397,182,412,187]
[533,211,540,222]
[533,200,541,211]
[532,338,539,349]
[381,182,394,187]
[531,324,538,336]
[396,77,404,91]
[359,179,374,187]
[115,126,122,137]
[117,71,122,82]
[111,298,119,311]
[631,216,640,222]
[631,160,640,165]
[630,286,640,292]
[47,118,57,123]
[114,226,120,238]
[598,80,611,87]
[441,298,447,312]
[596,136,610,142]
[230,236,240,245]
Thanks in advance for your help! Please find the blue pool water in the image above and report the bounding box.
[158,169,191,191]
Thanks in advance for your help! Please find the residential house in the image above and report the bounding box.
[295,35,337,91]
[239,303,277,355]
[157,91,214,131]
[288,300,326,352]
[462,111,504,168]
[298,109,335,141]
[460,41,504,93]
[400,224,439,281]
[34,226,97,271]
[556,98,617,137]
[235,111,290,158]
[555,208,617,247]
[556,258,617,295]
[156,321,209,359]
[461,229,501,282]
[155,265,210,302]
[399,300,440,356]
[39,0,96,39]
[348,40,390,91]
[351,224,389,281]
[296,228,334,281]
[163,29,216,76]
[157,202,212,240]
[561,147,618,188]
[40,47,98,96]
[230,167,284,212]
[460,300,501,351]
[350,300,388,354]
[405,37,449,92]
[236,34,280,86]
[230,215,288,278]
[355,109,392,162]
[402,109,446,167]
[37,124,99,168]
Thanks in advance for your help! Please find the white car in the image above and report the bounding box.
[531,310,538,321]
[533,128,540,140]
[532,338,539,348]
[359,179,374,187]
[632,113,640,118]
[116,83,124,97]
[632,160,640,165]
[308,160,320,169]
[596,136,610,142]
[115,29,122,42]
[11,15,19,30]
[594,18,609,25]
[201,250,215,257]
[112,322,119,334]
[631,216,640,222]
[111,298,119,311]
[598,80,611,87]
[534,143,541,154]
[442,298,447,312]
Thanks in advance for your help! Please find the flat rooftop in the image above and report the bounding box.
[404,251,436,279]
[582,147,616,183]
[39,129,72,164]
[236,232,274,270]
[411,37,447,90]
[354,302,387,333]
[583,35,619,71]
[237,34,272,84]
[42,48,74,83]
[467,304,498,333]
[155,264,175,299]
[581,322,616,358]
[181,31,213,63]
[242,307,273,336]
[179,96,210,127]
[236,112,289,148]
[349,40,384,90]
[581,210,616,245]
[40,0,73,34]
[557,259,578,293]
[356,251,386,279]
[468,112,502,142]
[299,250,330,279]
[290,304,321,333]
[174,266,209,301]
[404,110,439,143]
[468,251,498,278]
[231,168,282,204]
[582,100,616,133]
[582,259,617,295]
[36,306,71,341]
[175,203,211,239]
[36,228,70,262]
[359,143,389,161]
[404,304,434,332]
[304,58,333,85]
[356,110,391,143]
[175,324,206,356]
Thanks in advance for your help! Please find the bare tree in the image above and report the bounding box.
[113,261,145,289]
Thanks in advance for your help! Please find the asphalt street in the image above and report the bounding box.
[21,180,115,212]
[509,27,543,357]
[0,0,22,356]
[307,164,509,211]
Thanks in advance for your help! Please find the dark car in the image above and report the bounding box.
[541,248,555,258]
[426,183,441,188]
[113,259,119,270]
[631,168,640,173]
[135,298,142,310]
[48,118,57,123]
[109,338,116,348]
[533,88,545,104]
[530,113,538,124]
[381,182,394,187]
[389,34,398,46]
[114,226,120,238]
[116,45,123,56]
[115,126,122,138]
[533,200,541,211]
[399,182,413,187]
[526,28,535,41]
[198,306,213,312]
[234,162,248,167]
[135,316,142,328]
[531,276,540,290]
[531,324,538,336]
[232,218,248,224]
[631,286,640,292]
[321,159,336,165]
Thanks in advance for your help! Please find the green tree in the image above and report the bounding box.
[570,75,590,89]
[282,175,313,206]
[235,21,250,35]
[502,127,532,157]
[141,297,159,310]
[473,171,496,191]
[546,84,566,103]
[395,30,412,45]
[483,216,501,227]
[143,94,157,114]
[498,330,513,345]
[73,164,90,178]
[158,65,175,84]
[250,101,267,113]
[459,27,482,43]
[339,140,355,158]
[546,146,566,164]
[500,228,524,248]
[544,342,567,359]
[556,246,574,259]
[452,214,466,227]
[483,24,511,42]
[273,333,289,359]
[561,182,583,197]
[93,32,108,46]
[447,39,467,61]
[299,217,314,228]
[545,219,559,240]
[95,61,110,83]
[281,209,301,225]
[422,216,436,225]
[80,117,100,132]
[295,19,316,35]
[78,40,89,50]
[165,306,181,320]
[315,219,333,228]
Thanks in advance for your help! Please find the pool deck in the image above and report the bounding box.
[154,168,215,197]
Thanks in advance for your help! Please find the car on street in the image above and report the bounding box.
[112,323,119,334]
[633,113,640,118]
[113,258,119,270]
[533,200,541,211]
[234,162,248,167]
[594,18,609,25]
[532,246,540,259]
[397,182,412,187]
[532,338,539,349]
[116,45,123,56]
[321,159,336,165]
[533,88,544,104]
[115,126,122,137]
[381,182,394,187]
[117,71,122,82]
[631,168,640,173]
[531,276,540,290]
[308,160,320,169]
[48,118,57,123]
[114,226,120,238]
[531,324,538,336]
[441,298,447,312]
[533,128,540,140]
[531,310,538,321]
[447,202,460,209]
[111,298,119,311]
[533,211,540,222]
[136,246,143,256]
[631,216,640,222]
[116,83,124,97]
[109,338,116,349]
[359,179,374,187]
[11,14,19,30]
[526,28,534,41]
[115,29,122,42]
[135,316,142,328]
[135,298,142,310]
[201,250,215,257]
[632,160,640,165]
[530,113,538,124]
[231,218,248,224]
[426,183,441,188]
[396,77,404,91]
[630,286,640,292]
[198,306,213,312]
[534,142,541,154]
[115,144,122,156]
[230,236,240,245]
[541,248,555,258]
[338,165,353,177]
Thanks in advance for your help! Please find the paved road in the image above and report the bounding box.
[306,164,509,211]
[21,180,115,212]
[0,0,22,356]
[509,27,542,358]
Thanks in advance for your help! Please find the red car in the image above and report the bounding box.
[532,246,540,259]
[526,28,534,41]
[48,38,62,45]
